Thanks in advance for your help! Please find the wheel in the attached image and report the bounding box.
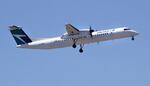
[79,48,83,53]
[72,43,77,48]
[132,36,134,40]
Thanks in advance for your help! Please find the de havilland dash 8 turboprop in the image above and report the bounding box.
[9,24,139,53]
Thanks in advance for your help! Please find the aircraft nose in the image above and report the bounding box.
[135,32,139,35]
[132,30,139,36]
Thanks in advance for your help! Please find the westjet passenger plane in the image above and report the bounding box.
[9,24,139,53]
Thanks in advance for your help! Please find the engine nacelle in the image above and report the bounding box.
[61,30,91,39]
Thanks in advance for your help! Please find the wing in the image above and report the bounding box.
[65,24,79,35]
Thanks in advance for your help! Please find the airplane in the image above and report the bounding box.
[9,24,139,53]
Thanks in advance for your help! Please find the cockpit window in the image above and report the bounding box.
[124,28,131,30]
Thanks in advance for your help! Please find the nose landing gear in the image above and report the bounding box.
[131,36,135,40]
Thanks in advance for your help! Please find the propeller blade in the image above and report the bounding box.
[90,26,92,30]
[89,26,94,33]
[89,26,94,38]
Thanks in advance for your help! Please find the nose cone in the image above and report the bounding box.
[123,27,139,36]
[131,30,139,36]
[135,32,139,35]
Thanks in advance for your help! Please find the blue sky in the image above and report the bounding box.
[0,0,150,86]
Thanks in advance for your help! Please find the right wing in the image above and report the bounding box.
[65,24,79,35]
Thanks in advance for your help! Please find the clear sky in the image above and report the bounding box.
[0,0,150,86]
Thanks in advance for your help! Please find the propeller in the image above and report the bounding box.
[89,26,94,37]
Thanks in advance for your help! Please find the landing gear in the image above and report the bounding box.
[72,43,77,48]
[79,48,83,53]
[79,44,84,53]
[72,39,84,53]
[131,36,135,40]
[72,39,77,48]
[72,43,84,53]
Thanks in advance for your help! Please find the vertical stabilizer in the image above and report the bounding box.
[9,25,32,45]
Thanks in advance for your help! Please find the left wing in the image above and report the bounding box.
[65,24,79,35]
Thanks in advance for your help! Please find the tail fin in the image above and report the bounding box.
[9,25,32,45]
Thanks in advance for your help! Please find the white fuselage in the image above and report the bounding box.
[17,27,138,49]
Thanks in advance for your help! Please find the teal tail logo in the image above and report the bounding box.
[9,25,32,45]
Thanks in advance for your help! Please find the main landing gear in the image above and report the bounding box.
[72,39,77,48]
[79,44,84,53]
[72,43,77,48]
[72,39,84,53]
[72,43,84,53]
[79,48,83,53]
